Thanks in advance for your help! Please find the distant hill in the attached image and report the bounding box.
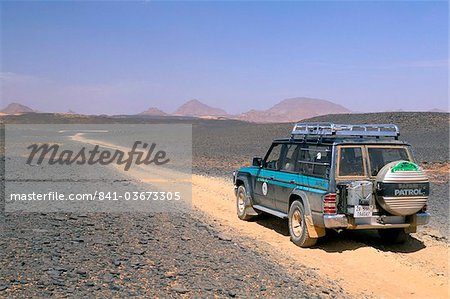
[174,99,228,117]
[429,108,448,113]
[139,107,168,116]
[1,102,35,114]
[302,111,449,135]
[237,97,350,123]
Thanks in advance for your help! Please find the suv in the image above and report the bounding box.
[233,123,430,247]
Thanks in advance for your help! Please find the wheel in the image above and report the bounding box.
[378,228,409,243]
[288,200,317,247]
[236,185,256,221]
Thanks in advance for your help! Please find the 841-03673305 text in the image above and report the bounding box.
[8,191,182,201]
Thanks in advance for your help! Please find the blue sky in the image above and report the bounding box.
[1,1,448,115]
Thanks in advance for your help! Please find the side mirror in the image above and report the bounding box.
[252,157,262,167]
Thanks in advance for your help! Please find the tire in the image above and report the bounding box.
[378,228,409,243]
[288,200,317,248]
[236,185,256,221]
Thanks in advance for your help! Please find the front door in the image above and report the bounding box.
[253,143,283,210]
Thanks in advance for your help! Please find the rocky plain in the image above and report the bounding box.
[0,111,448,298]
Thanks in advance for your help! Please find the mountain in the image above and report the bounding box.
[174,99,227,117]
[1,102,35,114]
[237,97,350,123]
[139,107,169,116]
[429,108,447,113]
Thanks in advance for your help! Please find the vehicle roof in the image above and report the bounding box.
[272,137,410,146]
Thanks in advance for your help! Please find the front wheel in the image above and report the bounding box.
[378,228,409,243]
[288,200,317,248]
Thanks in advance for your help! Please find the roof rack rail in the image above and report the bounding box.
[291,122,399,138]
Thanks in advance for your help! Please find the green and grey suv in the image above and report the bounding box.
[233,123,430,247]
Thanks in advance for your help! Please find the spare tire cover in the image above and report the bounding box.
[375,161,429,216]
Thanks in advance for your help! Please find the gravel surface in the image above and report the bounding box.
[426,181,449,237]
[0,212,344,298]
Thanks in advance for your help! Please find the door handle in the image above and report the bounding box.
[269,176,274,180]
[289,180,295,184]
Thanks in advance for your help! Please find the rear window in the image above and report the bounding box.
[368,147,409,176]
[338,147,365,177]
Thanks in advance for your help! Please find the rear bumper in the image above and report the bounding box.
[323,212,431,229]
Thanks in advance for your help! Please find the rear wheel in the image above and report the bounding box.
[288,200,317,248]
[236,185,256,221]
[378,228,409,243]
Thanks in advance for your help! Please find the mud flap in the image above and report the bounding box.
[405,215,417,233]
[305,215,325,238]
[244,194,259,216]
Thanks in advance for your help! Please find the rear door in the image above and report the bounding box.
[336,146,367,180]
[297,145,332,213]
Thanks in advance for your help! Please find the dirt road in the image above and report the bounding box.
[74,133,450,299]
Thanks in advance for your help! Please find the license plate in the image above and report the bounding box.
[354,205,373,217]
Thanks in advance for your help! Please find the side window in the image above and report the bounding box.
[265,144,283,170]
[311,146,331,177]
[339,147,365,177]
[297,145,331,178]
[297,147,314,174]
[280,144,299,172]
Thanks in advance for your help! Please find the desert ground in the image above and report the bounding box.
[0,112,448,298]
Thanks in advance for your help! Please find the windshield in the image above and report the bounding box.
[368,147,410,176]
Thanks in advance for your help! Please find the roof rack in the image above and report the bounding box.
[291,123,399,139]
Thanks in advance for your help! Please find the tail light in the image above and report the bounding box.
[323,193,337,214]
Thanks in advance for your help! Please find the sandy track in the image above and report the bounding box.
[73,133,449,299]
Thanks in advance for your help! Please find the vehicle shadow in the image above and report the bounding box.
[254,214,426,254]
[318,230,426,253]
[255,213,290,236]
